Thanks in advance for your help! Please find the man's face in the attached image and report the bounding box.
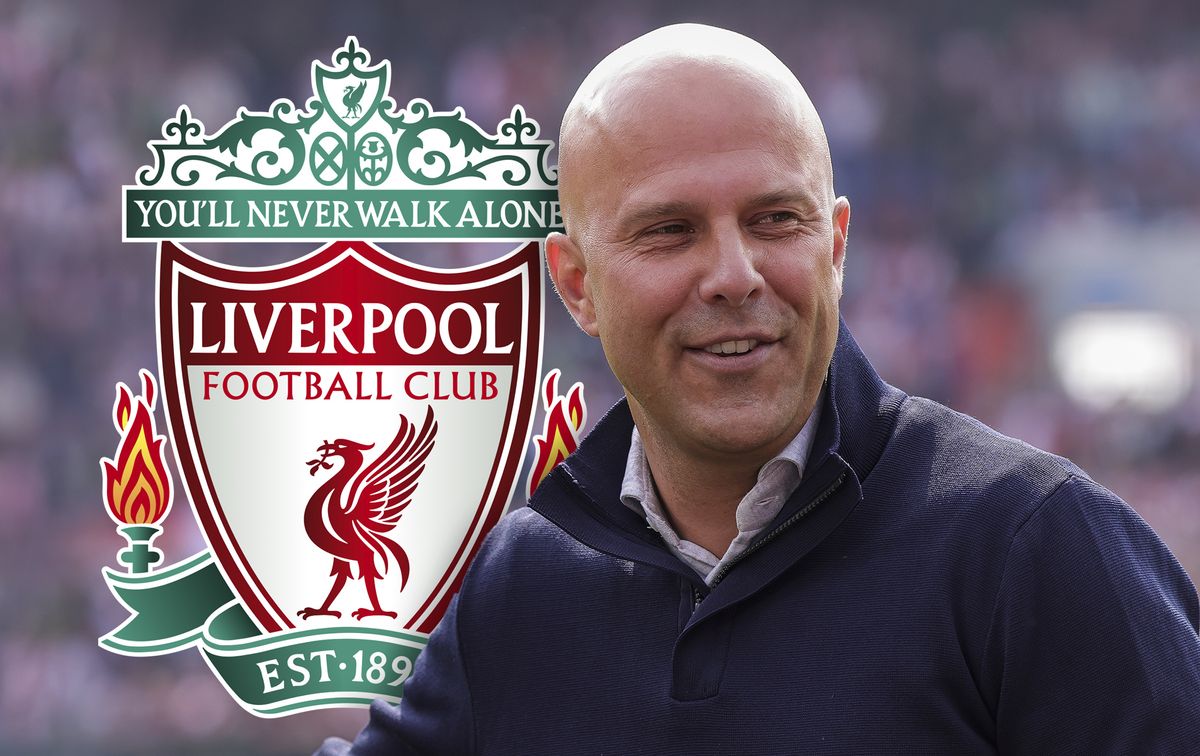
[551,63,850,464]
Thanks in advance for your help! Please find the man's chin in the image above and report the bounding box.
[675,409,798,461]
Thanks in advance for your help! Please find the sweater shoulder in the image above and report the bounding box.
[467,505,578,574]
[880,395,1092,523]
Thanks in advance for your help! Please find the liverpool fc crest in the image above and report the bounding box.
[98,38,584,717]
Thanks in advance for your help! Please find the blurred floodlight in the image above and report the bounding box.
[1053,311,1192,412]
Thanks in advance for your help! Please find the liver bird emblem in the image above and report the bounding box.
[298,407,437,621]
[343,81,367,118]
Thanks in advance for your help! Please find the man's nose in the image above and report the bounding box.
[697,227,764,307]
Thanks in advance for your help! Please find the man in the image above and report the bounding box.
[319,24,1200,754]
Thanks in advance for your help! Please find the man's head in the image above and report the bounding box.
[547,24,850,468]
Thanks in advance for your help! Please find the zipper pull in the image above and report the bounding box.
[692,586,704,610]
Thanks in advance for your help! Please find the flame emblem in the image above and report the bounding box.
[527,369,586,498]
[101,370,173,526]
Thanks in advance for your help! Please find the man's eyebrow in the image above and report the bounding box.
[746,190,823,213]
[616,201,701,232]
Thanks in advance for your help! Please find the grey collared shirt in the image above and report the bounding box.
[620,390,824,586]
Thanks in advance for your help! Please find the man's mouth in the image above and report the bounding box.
[683,334,776,373]
[704,339,759,356]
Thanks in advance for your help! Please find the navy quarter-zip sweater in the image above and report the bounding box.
[324,319,1200,755]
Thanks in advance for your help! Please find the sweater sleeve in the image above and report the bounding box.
[983,474,1200,753]
[313,593,475,756]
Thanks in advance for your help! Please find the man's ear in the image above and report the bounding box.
[546,232,599,337]
[831,196,851,297]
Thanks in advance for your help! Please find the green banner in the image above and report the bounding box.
[123,189,563,240]
[100,551,428,716]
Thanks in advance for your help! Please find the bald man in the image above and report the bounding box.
[318,24,1199,755]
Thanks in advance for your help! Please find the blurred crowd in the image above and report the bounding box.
[1,0,1197,752]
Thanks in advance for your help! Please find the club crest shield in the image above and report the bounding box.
[159,239,541,636]
[99,37,587,718]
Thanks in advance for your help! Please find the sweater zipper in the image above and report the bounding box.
[704,470,847,592]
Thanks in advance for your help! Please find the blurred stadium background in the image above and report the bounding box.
[1,0,1197,752]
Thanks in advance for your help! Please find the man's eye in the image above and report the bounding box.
[754,211,800,225]
[647,222,692,235]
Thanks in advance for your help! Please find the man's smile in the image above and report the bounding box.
[683,337,778,371]
[704,339,758,355]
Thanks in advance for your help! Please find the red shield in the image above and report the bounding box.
[157,240,541,635]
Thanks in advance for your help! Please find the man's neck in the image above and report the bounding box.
[629,387,825,559]
[633,423,788,558]
[643,449,754,557]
